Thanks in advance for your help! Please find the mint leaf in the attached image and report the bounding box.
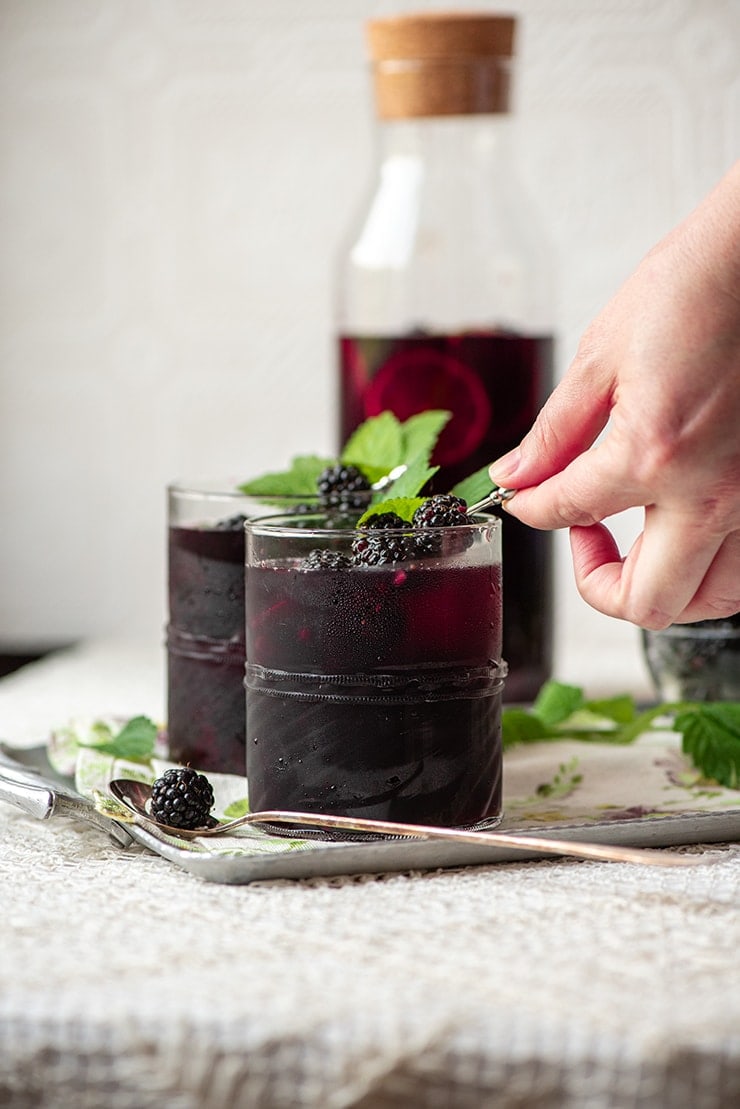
[502,678,740,791]
[238,454,333,497]
[401,410,450,466]
[502,708,552,750]
[342,413,404,483]
[532,681,585,727]
[674,702,740,789]
[82,715,158,762]
[451,465,497,508]
[377,456,439,503]
[358,497,425,526]
[223,796,250,818]
[584,695,637,725]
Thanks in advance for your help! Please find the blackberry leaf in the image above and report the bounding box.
[239,454,333,496]
[358,498,425,526]
[532,681,585,727]
[451,465,498,508]
[401,410,451,466]
[341,412,404,482]
[81,715,158,761]
[674,702,740,789]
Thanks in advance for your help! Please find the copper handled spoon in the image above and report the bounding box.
[109,780,705,867]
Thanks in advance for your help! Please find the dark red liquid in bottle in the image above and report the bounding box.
[338,330,554,702]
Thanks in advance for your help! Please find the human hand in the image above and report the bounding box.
[489,162,740,630]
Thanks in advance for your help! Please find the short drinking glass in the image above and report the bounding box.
[167,481,313,775]
[245,512,505,828]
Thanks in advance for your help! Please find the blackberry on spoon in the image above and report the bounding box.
[150,767,215,830]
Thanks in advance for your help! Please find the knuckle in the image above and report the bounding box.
[629,606,674,631]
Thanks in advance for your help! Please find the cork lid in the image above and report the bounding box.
[367,12,516,62]
[367,11,516,119]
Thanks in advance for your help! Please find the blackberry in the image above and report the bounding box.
[411,495,472,557]
[317,464,372,511]
[300,548,352,570]
[150,767,215,830]
[361,511,408,529]
[213,513,247,531]
[412,494,471,529]
[352,511,414,566]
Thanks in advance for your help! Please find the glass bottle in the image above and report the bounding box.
[336,12,555,701]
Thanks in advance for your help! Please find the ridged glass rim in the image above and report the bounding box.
[245,512,502,539]
[168,480,313,505]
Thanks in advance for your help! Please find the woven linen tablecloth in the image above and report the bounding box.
[0,643,739,1109]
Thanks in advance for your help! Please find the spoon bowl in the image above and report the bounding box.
[109,779,705,867]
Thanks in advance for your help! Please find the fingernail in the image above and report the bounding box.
[489,449,520,484]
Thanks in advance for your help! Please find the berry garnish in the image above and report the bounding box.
[317,464,372,511]
[412,494,471,529]
[411,494,473,556]
[213,513,247,531]
[150,767,215,830]
[352,511,414,566]
[301,548,352,570]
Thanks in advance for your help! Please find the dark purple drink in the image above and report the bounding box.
[166,484,315,777]
[167,517,247,776]
[246,517,504,827]
[339,330,553,702]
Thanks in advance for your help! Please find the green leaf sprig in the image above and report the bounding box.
[237,410,509,527]
[79,715,159,762]
[502,680,740,789]
[238,410,451,502]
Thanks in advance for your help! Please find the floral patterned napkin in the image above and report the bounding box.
[43,716,740,856]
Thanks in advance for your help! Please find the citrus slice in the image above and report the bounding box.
[363,347,491,466]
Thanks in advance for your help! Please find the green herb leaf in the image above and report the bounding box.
[501,708,552,750]
[341,413,404,482]
[357,497,426,526]
[584,695,637,725]
[400,410,451,467]
[532,681,585,727]
[238,454,333,497]
[84,715,158,761]
[674,702,740,789]
[451,465,497,508]
[502,677,740,791]
[223,797,251,818]
[377,456,439,503]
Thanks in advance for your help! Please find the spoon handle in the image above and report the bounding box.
[468,487,516,514]
[212,809,703,867]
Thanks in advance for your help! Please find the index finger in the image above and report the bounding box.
[502,443,643,531]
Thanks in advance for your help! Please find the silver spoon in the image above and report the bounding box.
[371,464,407,491]
[109,779,704,867]
[468,487,516,514]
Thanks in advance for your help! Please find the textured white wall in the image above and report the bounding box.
[1,0,738,694]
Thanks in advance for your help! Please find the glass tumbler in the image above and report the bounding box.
[166,481,313,775]
[641,614,740,702]
[245,512,506,828]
